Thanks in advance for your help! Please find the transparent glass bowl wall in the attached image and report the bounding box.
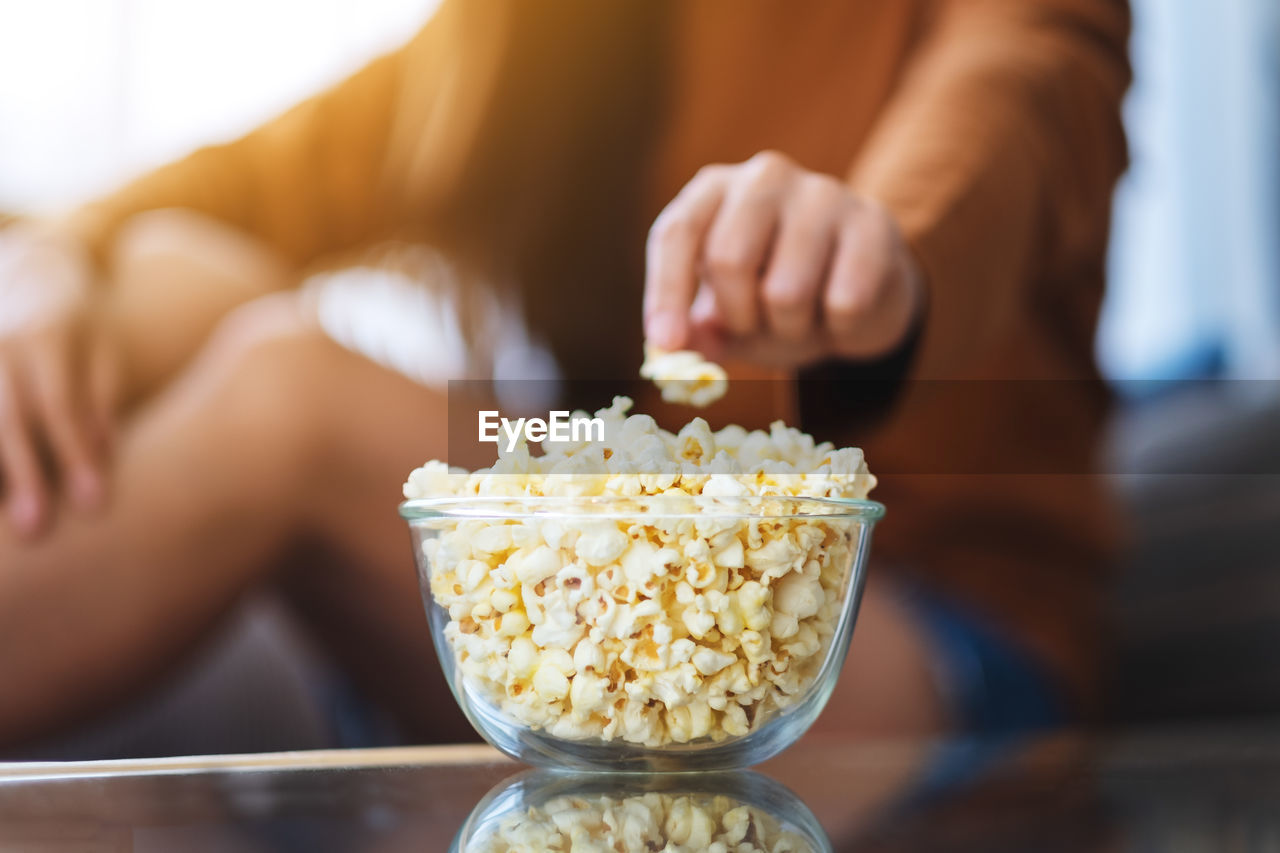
[400,495,883,771]
[453,769,831,853]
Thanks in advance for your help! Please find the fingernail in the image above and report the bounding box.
[73,470,103,509]
[646,312,683,351]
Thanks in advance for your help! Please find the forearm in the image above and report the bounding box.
[850,0,1131,377]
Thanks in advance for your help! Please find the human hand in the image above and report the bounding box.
[644,151,925,368]
[0,224,119,537]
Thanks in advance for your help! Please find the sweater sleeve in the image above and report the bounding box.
[849,0,1131,378]
[61,13,451,269]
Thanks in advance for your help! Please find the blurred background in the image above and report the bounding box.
[0,0,441,213]
[1,0,1278,756]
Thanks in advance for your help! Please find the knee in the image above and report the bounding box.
[111,209,289,291]
[192,295,335,491]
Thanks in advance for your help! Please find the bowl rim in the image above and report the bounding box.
[398,494,885,522]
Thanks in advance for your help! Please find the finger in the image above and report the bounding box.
[644,166,730,351]
[689,283,719,329]
[23,332,103,509]
[713,333,827,370]
[0,362,47,536]
[824,207,899,358]
[684,286,730,362]
[760,178,841,342]
[701,153,793,337]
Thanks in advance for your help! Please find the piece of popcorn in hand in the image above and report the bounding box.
[640,343,729,408]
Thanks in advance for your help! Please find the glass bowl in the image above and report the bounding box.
[400,495,883,771]
[453,768,831,853]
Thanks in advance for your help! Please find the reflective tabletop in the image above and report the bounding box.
[3,724,1279,851]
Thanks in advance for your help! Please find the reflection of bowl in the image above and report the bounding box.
[400,495,883,771]
[453,769,832,853]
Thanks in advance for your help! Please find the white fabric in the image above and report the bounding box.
[303,247,562,406]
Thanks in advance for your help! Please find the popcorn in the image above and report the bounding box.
[681,610,717,643]
[773,571,824,620]
[496,609,529,637]
[508,635,539,680]
[692,647,736,676]
[404,393,874,748]
[575,522,630,566]
[469,791,816,853]
[533,662,571,702]
[639,343,729,408]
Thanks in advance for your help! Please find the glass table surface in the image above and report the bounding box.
[3,724,1279,851]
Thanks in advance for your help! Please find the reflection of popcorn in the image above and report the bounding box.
[640,344,729,408]
[470,791,815,853]
[404,397,874,748]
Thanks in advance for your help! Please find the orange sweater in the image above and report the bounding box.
[68,0,1131,716]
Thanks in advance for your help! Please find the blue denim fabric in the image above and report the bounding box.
[907,587,1067,735]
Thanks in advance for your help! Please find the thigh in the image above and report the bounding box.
[0,293,330,744]
[242,305,473,742]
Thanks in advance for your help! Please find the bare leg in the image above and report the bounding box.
[0,212,945,747]
[0,300,305,742]
[104,211,466,738]
[0,287,473,746]
[0,312,945,745]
